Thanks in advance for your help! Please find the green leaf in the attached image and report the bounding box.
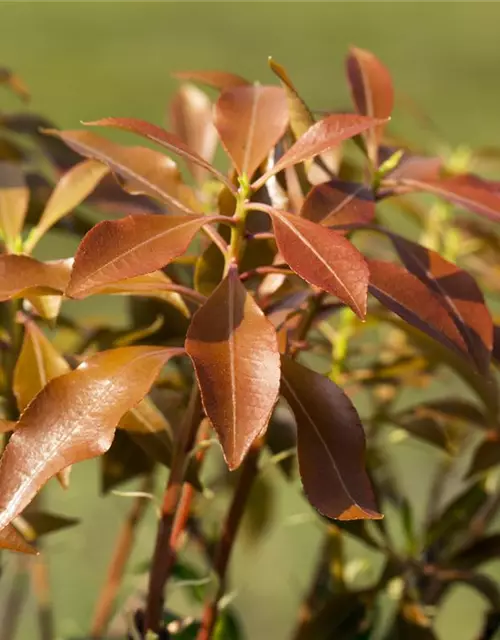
[0,161,29,251]
[0,255,71,301]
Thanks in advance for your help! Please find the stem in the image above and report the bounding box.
[197,440,261,640]
[90,475,153,638]
[145,385,202,633]
[224,180,249,276]
[31,553,55,640]
[202,226,229,258]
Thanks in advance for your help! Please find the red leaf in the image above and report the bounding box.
[346,47,394,164]
[185,267,280,469]
[388,234,493,373]
[368,259,468,360]
[82,117,233,191]
[214,85,289,179]
[170,84,218,184]
[0,255,71,301]
[254,113,385,188]
[266,208,369,318]
[301,179,375,227]
[280,357,381,520]
[172,70,250,91]
[66,214,221,298]
[0,346,181,530]
[43,130,195,214]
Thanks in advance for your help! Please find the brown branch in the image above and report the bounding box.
[145,385,203,633]
[197,440,261,640]
[90,475,153,638]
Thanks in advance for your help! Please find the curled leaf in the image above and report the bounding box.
[0,346,182,530]
[214,85,289,179]
[185,267,280,469]
[280,357,380,520]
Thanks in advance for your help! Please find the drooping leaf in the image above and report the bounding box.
[266,207,369,318]
[268,57,315,141]
[280,357,381,520]
[214,84,288,179]
[301,179,375,227]
[453,534,500,570]
[0,346,182,529]
[66,213,222,298]
[389,234,493,373]
[25,159,110,253]
[0,255,71,301]
[13,319,70,412]
[0,524,36,555]
[170,83,218,184]
[81,117,233,190]
[254,113,385,188]
[172,69,250,90]
[43,130,195,214]
[0,161,29,251]
[368,259,469,361]
[346,47,394,164]
[185,266,280,469]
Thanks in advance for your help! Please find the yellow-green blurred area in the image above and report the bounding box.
[2,3,500,640]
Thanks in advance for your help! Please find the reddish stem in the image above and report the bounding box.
[145,386,202,632]
[196,440,261,640]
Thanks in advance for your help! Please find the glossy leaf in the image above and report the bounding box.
[0,524,36,555]
[185,267,280,469]
[172,70,250,90]
[468,433,500,476]
[66,213,221,298]
[214,84,288,179]
[0,255,71,301]
[170,83,218,184]
[389,234,493,373]
[20,511,79,538]
[301,179,375,227]
[0,346,182,529]
[101,430,153,494]
[43,130,195,214]
[368,259,469,360]
[267,208,369,318]
[346,47,394,164]
[280,357,381,520]
[254,113,384,188]
[0,161,29,251]
[25,159,110,252]
[82,117,233,190]
[14,319,70,412]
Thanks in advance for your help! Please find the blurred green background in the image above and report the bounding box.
[2,3,500,639]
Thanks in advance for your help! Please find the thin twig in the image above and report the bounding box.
[239,265,292,282]
[90,475,154,638]
[145,385,203,632]
[197,440,261,640]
